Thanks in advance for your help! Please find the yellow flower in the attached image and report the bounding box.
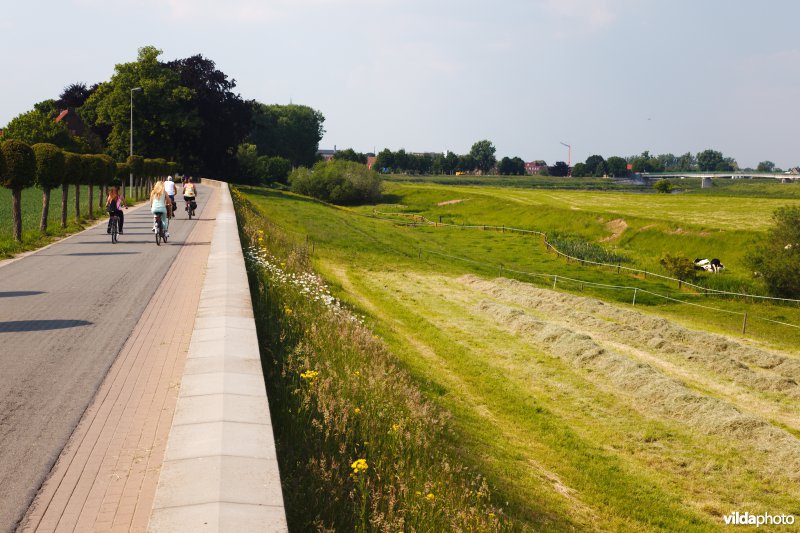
[354,370,361,377]
[425,493,435,502]
[415,491,422,496]
[354,407,361,414]
[391,423,400,432]
[351,458,368,475]
[284,306,292,315]
[489,513,496,519]
[300,370,319,382]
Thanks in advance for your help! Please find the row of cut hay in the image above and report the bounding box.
[473,298,800,481]
[460,276,800,398]
[231,189,506,532]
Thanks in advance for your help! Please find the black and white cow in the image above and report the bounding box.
[694,258,724,273]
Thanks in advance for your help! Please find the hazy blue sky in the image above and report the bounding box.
[2,0,799,168]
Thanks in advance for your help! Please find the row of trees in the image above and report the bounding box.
[2,46,325,180]
[370,140,504,175]
[0,139,176,242]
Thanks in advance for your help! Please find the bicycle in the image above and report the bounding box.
[109,212,120,244]
[185,198,196,219]
[153,214,168,245]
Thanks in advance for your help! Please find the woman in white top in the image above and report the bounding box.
[150,181,171,237]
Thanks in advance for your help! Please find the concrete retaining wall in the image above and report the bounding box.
[149,181,287,532]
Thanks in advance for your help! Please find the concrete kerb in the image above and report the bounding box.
[149,180,288,532]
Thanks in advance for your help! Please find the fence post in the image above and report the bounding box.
[553,275,558,289]
[617,264,620,274]
[632,288,638,306]
[742,312,748,335]
[439,215,442,225]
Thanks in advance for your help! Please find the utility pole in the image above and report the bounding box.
[559,141,571,167]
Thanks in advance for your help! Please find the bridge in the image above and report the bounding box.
[641,171,800,187]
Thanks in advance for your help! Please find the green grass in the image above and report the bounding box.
[235,184,800,531]
[0,185,149,258]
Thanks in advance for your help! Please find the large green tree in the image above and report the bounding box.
[249,103,325,167]
[79,46,200,163]
[1,140,37,241]
[696,149,724,171]
[469,140,497,173]
[606,156,628,177]
[32,143,66,233]
[165,54,252,175]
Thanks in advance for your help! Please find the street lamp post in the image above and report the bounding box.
[129,87,142,197]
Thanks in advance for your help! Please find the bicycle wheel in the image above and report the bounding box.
[188,204,193,220]
[155,225,161,246]
[111,219,118,244]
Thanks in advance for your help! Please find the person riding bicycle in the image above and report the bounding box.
[150,181,172,238]
[164,175,177,216]
[183,177,197,214]
[106,186,126,234]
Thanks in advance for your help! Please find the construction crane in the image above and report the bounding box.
[559,141,571,167]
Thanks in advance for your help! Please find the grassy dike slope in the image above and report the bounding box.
[237,185,800,531]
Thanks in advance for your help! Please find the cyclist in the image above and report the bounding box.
[183,177,197,214]
[106,186,126,234]
[164,175,177,215]
[150,180,171,238]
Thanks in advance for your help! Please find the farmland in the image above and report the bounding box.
[235,179,800,531]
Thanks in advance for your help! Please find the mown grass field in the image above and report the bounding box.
[236,180,800,531]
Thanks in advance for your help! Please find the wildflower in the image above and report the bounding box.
[283,306,292,315]
[300,370,319,382]
[351,458,368,475]
[391,423,400,432]
[425,493,435,502]
[489,513,496,519]
[354,370,361,377]
[354,407,361,414]
[415,491,422,496]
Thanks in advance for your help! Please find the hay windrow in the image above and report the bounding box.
[473,299,800,479]
[461,275,800,398]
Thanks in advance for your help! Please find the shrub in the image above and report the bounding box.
[1,140,37,241]
[290,159,382,205]
[653,179,673,193]
[32,143,65,233]
[548,232,629,264]
[257,155,292,184]
[747,206,800,298]
[659,254,696,281]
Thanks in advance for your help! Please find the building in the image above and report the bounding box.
[317,147,336,161]
[524,161,547,175]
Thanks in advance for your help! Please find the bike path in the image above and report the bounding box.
[0,186,212,533]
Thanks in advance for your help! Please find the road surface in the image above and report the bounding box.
[0,186,211,532]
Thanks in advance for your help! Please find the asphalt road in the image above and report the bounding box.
[0,186,213,533]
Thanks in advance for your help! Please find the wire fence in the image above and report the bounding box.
[372,210,800,304]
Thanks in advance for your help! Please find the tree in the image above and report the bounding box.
[456,154,476,173]
[570,162,588,177]
[584,155,606,176]
[548,161,570,177]
[32,143,65,233]
[443,151,459,174]
[747,206,800,297]
[469,140,497,173]
[757,161,776,172]
[630,151,660,173]
[257,156,292,183]
[1,140,37,241]
[235,143,260,184]
[653,179,673,193]
[2,100,80,149]
[63,152,82,224]
[79,46,201,163]
[374,149,395,172]
[57,83,95,109]
[81,154,100,220]
[676,152,695,171]
[333,148,367,164]
[165,54,253,176]
[696,149,724,171]
[606,156,628,177]
[249,103,325,167]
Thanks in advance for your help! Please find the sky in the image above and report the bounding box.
[2,0,800,168]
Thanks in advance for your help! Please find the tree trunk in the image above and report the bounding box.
[12,188,22,242]
[100,185,106,210]
[74,184,81,220]
[61,185,68,228]
[87,184,94,220]
[40,187,51,234]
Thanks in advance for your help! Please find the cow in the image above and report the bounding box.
[694,258,724,273]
